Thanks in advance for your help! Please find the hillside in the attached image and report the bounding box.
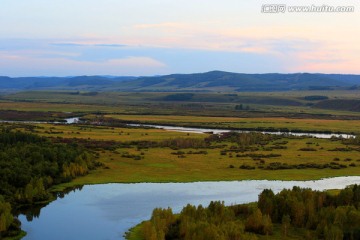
[1,71,360,92]
[120,71,360,91]
[0,76,136,92]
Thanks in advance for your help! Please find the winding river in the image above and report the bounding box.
[128,124,354,139]
[19,177,360,240]
[0,117,354,139]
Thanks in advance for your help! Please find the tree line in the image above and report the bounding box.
[0,129,98,238]
[135,185,360,240]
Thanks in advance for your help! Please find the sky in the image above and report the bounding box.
[0,0,359,77]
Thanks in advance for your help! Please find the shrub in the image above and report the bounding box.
[298,148,317,151]
[240,164,256,170]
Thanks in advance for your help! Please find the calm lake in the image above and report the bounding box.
[19,177,360,240]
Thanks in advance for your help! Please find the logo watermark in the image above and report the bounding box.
[261,4,355,13]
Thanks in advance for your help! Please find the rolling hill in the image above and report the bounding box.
[0,71,359,92]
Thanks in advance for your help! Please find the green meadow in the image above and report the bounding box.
[0,90,359,191]
[14,123,358,191]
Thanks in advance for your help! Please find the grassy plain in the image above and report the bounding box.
[62,137,360,186]
[2,91,360,135]
[0,101,121,113]
[16,123,359,191]
[3,91,360,118]
[1,90,360,188]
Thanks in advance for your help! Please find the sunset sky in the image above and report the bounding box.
[0,0,359,76]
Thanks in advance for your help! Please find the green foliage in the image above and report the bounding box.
[245,208,273,235]
[0,129,96,202]
[206,131,279,146]
[0,129,97,236]
[141,201,260,240]
[136,185,360,240]
[235,104,250,111]
[161,138,208,149]
[0,196,13,233]
[343,135,360,146]
[259,185,360,239]
[258,189,275,217]
[281,214,291,237]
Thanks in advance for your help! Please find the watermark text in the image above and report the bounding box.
[261,4,355,13]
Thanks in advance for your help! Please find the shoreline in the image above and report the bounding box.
[51,174,360,192]
[19,176,360,240]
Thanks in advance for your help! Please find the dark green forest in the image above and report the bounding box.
[139,185,360,240]
[0,129,97,238]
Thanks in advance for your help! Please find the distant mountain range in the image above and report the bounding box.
[1,71,360,92]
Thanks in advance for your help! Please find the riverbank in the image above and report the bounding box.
[19,177,360,240]
[4,121,359,200]
[52,171,360,193]
[125,183,360,240]
[4,230,27,240]
[102,114,360,135]
[127,123,354,138]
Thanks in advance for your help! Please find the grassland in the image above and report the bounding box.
[2,91,360,136]
[60,135,360,186]
[2,91,360,118]
[1,90,360,189]
[12,122,358,191]
[0,101,122,113]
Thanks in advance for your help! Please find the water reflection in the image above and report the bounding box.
[19,177,360,240]
[16,186,83,221]
[55,185,84,199]
[17,204,46,222]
